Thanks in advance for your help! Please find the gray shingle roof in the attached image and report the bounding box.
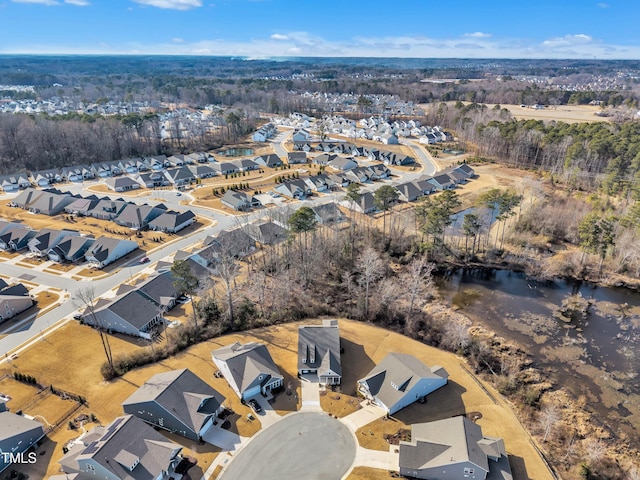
[298,322,342,377]
[0,411,44,442]
[122,369,225,434]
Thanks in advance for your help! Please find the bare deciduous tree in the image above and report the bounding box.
[356,246,385,320]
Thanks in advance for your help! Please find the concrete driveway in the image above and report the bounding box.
[219,412,356,480]
[202,423,247,451]
[300,374,321,411]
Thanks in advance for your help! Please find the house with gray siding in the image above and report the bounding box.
[105,176,141,192]
[148,209,196,233]
[85,236,138,268]
[80,289,164,339]
[58,415,183,480]
[48,235,95,263]
[298,319,342,385]
[0,281,33,324]
[27,228,79,257]
[212,342,283,400]
[114,204,166,229]
[0,410,45,474]
[122,369,225,442]
[0,173,30,192]
[399,416,512,480]
[357,353,448,415]
[0,225,36,251]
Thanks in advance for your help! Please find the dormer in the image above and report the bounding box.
[114,449,140,472]
[391,376,412,392]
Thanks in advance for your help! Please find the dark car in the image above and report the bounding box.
[248,399,262,413]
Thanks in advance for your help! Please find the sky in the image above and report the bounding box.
[1,0,640,59]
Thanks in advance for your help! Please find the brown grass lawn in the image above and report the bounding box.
[22,391,79,428]
[320,390,360,417]
[35,290,60,312]
[347,466,397,480]
[0,319,552,480]
[0,376,41,409]
[45,262,76,273]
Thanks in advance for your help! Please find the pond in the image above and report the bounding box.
[218,147,254,157]
[439,268,640,443]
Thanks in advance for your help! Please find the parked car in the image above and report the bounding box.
[248,399,262,413]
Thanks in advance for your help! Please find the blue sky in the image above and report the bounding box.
[1,0,639,58]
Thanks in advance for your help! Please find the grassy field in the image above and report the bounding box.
[0,318,553,480]
[347,466,397,480]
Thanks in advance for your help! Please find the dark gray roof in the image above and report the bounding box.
[0,283,30,297]
[106,176,140,189]
[311,203,345,225]
[298,321,342,377]
[248,220,287,245]
[59,415,182,480]
[86,236,127,262]
[122,369,225,434]
[51,235,95,259]
[99,291,162,329]
[148,210,195,230]
[115,204,166,227]
[136,271,179,308]
[212,342,283,395]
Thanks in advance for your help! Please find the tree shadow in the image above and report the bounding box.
[339,337,375,396]
[393,380,467,425]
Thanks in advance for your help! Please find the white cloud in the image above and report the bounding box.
[64,0,90,5]
[541,34,592,48]
[172,37,184,43]
[597,2,609,7]
[270,34,289,41]
[464,32,492,38]
[133,0,202,10]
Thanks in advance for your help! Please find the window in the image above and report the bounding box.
[87,464,95,471]
[464,467,475,475]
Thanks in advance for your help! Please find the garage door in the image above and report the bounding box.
[243,385,261,400]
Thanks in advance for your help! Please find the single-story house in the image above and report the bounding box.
[413,177,437,195]
[86,199,129,221]
[399,416,512,480]
[122,368,226,442]
[310,202,346,226]
[274,179,311,199]
[136,172,170,188]
[204,228,256,259]
[0,225,36,251]
[211,162,239,175]
[27,228,79,257]
[212,342,284,400]
[105,176,140,192]
[11,188,42,209]
[254,154,283,168]
[304,174,332,192]
[164,166,195,186]
[395,182,423,203]
[80,289,164,339]
[231,158,260,172]
[0,281,33,324]
[0,410,45,474]
[328,157,358,171]
[57,415,183,480]
[221,190,259,211]
[187,164,217,179]
[114,204,167,230]
[61,165,94,182]
[48,235,95,263]
[287,151,307,164]
[357,353,448,415]
[148,209,196,233]
[340,191,377,214]
[0,173,31,192]
[298,319,342,385]
[247,220,287,246]
[135,271,180,311]
[27,190,77,216]
[85,236,138,268]
[428,174,457,191]
[31,168,63,186]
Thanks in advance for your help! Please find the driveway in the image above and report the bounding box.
[202,424,247,451]
[300,374,321,411]
[251,395,283,429]
[219,412,356,480]
[340,402,386,430]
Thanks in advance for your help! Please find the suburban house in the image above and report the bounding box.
[136,172,170,188]
[298,319,342,385]
[328,157,358,171]
[87,199,130,221]
[61,165,94,182]
[27,228,79,257]
[57,415,183,480]
[122,368,226,442]
[0,409,45,474]
[187,164,217,179]
[0,173,31,192]
[328,173,351,187]
[11,188,42,209]
[454,163,475,179]
[231,158,260,172]
[254,154,283,168]
[148,209,196,233]
[340,191,377,214]
[345,167,371,184]
[0,280,33,324]
[114,204,167,230]
[27,190,77,215]
[80,289,165,339]
[413,177,437,195]
[64,197,101,216]
[48,235,95,263]
[287,151,307,164]
[252,123,276,142]
[0,225,36,251]
[304,174,333,192]
[105,176,141,192]
[211,161,239,175]
[395,182,423,203]
[292,128,311,142]
[357,353,448,415]
[164,166,195,187]
[221,190,259,211]
[310,203,346,226]
[31,168,63,186]
[211,342,284,400]
[204,228,256,259]
[274,179,311,199]
[428,174,457,191]
[247,220,287,246]
[399,416,512,480]
[85,236,138,268]
[135,271,180,311]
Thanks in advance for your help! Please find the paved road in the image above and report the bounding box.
[399,137,438,177]
[219,412,356,480]
[0,130,436,357]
